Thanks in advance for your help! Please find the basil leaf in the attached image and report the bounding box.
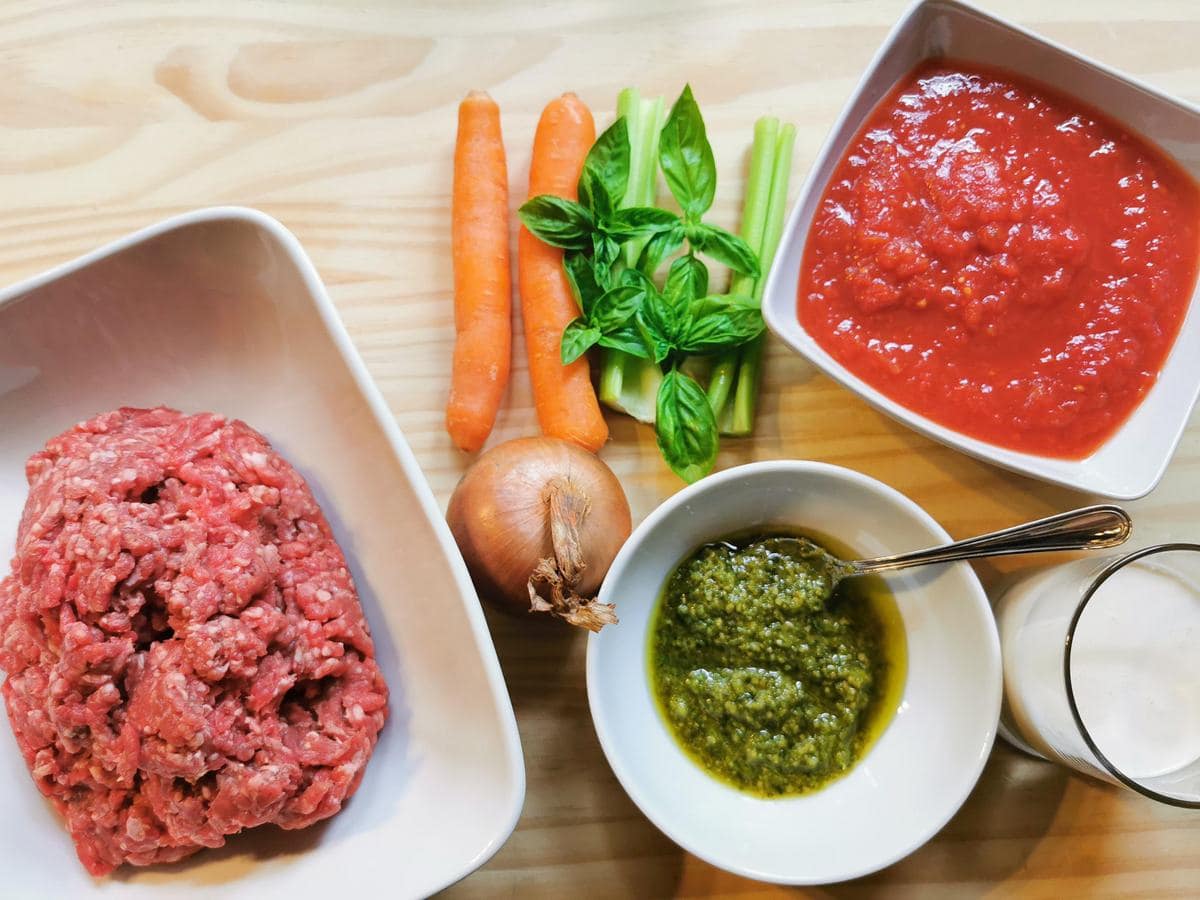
[637,224,686,276]
[592,232,620,287]
[598,324,652,359]
[659,85,717,219]
[635,299,673,364]
[663,254,709,308]
[655,368,718,483]
[561,318,601,365]
[518,195,594,249]
[690,223,760,278]
[677,295,765,354]
[646,256,696,341]
[578,118,630,221]
[606,206,681,239]
[613,266,651,293]
[563,251,603,317]
[591,284,645,333]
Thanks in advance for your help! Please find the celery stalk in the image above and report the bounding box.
[729,122,796,436]
[705,358,736,420]
[708,116,779,417]
[730,117,780,298]
[599,89,665,422]
[620,91,662,248]
[758,124,797,296]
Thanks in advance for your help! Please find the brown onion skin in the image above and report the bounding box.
[446,437,631,615]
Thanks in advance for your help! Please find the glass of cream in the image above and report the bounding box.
[994,543,1200,805]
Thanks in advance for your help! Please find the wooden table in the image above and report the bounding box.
[3,0,1199,894]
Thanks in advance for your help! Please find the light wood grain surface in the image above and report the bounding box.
[2,0,1199,895]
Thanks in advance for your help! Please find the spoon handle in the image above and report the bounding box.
[849,505,1133,576]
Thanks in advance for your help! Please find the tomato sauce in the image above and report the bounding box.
[798,61,1200,458]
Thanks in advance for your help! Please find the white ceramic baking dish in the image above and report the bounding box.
[0,207,524,898]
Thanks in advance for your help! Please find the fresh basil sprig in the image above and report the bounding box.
[631,255,763,480]
[638,86,761,283]
[519,92,761,289]
[560,262,653,364]
[633,255,763,362]
[520,117,678,288]
[516,86,770,485]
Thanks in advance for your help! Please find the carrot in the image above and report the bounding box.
[447,90,512,453]
[518,93,609,452]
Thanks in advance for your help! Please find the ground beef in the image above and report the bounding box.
[0,408,388,876]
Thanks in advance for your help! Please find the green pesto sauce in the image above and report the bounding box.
[649,532,906,798]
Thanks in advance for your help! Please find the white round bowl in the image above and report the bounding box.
[586,460,1001,884]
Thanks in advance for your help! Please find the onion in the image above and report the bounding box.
[446,437,630,631]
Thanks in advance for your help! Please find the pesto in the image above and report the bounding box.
[649,534,904,797]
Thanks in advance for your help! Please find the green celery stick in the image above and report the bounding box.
[600,91,665,421]
[709,116,779,418]
[729,122,796,436]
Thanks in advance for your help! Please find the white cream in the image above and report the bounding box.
[997,557,1200,782]
[1070,565,1200,778]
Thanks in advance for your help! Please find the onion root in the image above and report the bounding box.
[527,478,618,631]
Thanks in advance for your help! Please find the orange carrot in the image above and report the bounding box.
[447,90,512,453]
[518,93,609,452]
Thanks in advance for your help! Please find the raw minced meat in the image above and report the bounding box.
[0,407,388,876]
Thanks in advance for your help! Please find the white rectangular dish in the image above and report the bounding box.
[761,0,1200,499]
[0,207,524,898]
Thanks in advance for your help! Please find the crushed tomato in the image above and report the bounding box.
[799,60,1200,458]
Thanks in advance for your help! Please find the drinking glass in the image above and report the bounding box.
[994,543,1200,806]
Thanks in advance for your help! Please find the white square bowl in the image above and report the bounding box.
[761,0,1200,500]
[0,208,524,897]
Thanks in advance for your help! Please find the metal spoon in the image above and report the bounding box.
[818,504,1133,595]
